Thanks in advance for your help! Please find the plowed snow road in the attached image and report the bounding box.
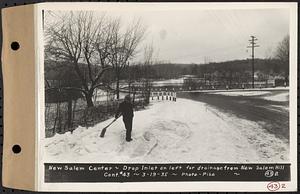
[44,91,289,163]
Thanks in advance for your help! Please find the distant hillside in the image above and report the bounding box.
[45,58,287,82]
[135,58,286,79]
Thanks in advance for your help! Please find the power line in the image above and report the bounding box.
[207,10,245,47]
[247,35,260,88]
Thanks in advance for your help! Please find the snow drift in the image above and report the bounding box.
[43,98,289,163]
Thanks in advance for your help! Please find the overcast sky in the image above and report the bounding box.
[45,4,290,64]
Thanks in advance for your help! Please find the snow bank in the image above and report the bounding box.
[211,91,271,96]
[152,78,184,86]
[205,105,289,162]
[43,98,289,163]
[263,92,289,102]
[204,89,289,103]
[184,87,289,93]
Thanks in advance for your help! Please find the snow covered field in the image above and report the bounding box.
[44,98,289,163]
[152,78,184,86]
[207,88,289,102]
[211,91,271,97]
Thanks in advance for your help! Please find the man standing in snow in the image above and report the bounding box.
[115,95,134,142]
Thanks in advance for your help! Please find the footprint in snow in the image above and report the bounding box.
[117,132,158,158]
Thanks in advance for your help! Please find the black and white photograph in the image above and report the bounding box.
[39,3,297,189]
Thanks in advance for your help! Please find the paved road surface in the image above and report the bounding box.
[178,90,289,141]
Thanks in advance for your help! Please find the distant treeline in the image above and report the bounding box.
[119,58,287,80]
[46,58,287,83]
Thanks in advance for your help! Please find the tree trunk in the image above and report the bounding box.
[128,81,131,95]
[132,87,136,104]
[116,76,120,100]
[67,98,73,129]
[146,84,151,105]
[53,102,60,135]
[71,99,77,134]
[57,103,62,133]
[85,92,94,107]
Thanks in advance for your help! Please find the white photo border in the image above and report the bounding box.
[36,2,298,192]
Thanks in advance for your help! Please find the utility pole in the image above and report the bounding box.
[247,36,259,88]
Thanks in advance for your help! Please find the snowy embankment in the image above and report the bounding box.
[211,91,271,97]
[184,87,289,93]
[152,78,184,86]
[206,88,289,102]
[263,92,289,102]
[44,98,289,163]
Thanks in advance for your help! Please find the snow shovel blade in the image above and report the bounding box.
[99,118,117,138]
[99,127,107,138]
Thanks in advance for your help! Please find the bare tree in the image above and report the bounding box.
[141,44,154,104]
[46,11,146,105]
[109,19,146,99]
[275,35,289,81]
[45,11,113,107]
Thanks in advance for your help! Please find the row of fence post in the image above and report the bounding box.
[150,91,177,102]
